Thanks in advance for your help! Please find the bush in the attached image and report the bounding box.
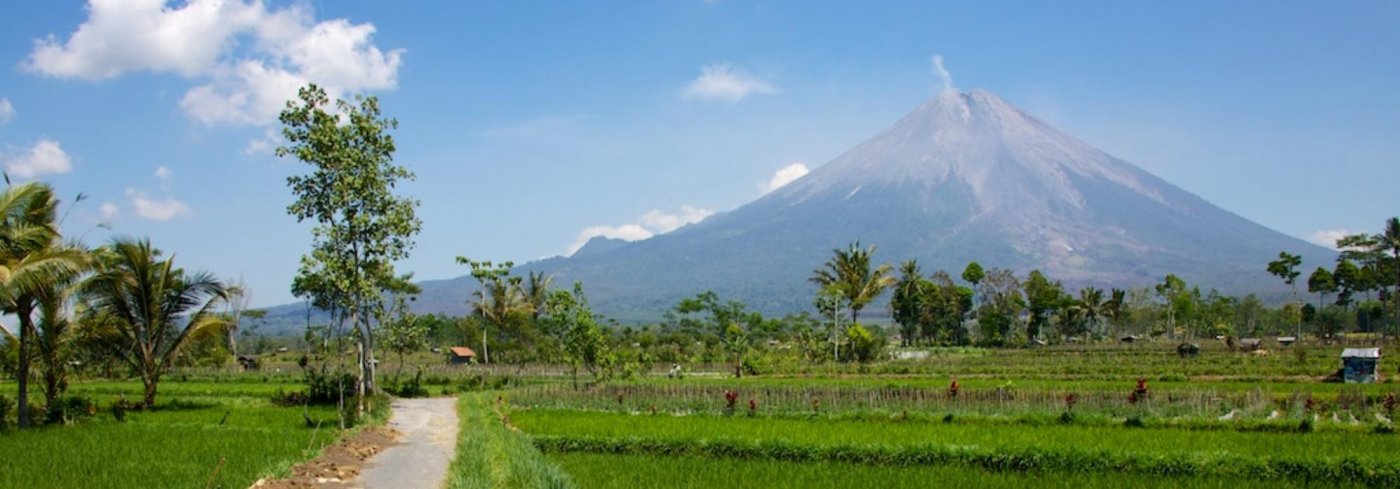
[51,396,97,423]
[305,368,359,405]
[390,368,430,398]
[1297,418,1314,433]
[0,394,12,430]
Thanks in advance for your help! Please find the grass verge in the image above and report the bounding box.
[445,393,573,489]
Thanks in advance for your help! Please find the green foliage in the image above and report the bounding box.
[79,238,227,408]
[810,241,896,323]
[974,268,1023,346]
[843,324,882,363]
[279,83,421,398]
[544,284,614,387]
[446,393,575,489]
[961,261,985,286]
[302,368,359,405]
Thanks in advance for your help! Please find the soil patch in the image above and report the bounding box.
[250,427,400,488]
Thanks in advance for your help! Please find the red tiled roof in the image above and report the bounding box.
[449,346,476,357]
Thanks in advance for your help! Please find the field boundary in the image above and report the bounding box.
[532,435,1400,486]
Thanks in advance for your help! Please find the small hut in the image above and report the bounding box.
[1341,348,1380,384]
[1238,338,1262,352]
[448,346,477,365]
[1177,343,1200,358]
[236,354,260,371]
[1276,336,1297,347]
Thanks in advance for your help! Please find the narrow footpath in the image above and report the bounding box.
[353,397,459,489]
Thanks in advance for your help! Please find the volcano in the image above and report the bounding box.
[261,90,1335,328]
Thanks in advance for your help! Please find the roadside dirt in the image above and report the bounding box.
[249,426,400,489]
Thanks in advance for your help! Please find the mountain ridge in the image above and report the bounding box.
[250,90,1334,334]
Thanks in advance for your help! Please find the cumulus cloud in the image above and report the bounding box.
[639,206,714,234]
[0,98,14,125]
[126,188,191,221]
[98,201,118,221]
[681,64,776,102]
[1309,229,1352,249]
[566,206,715,256]
[759,162,809,194]
[26,0,402,126]
[931,54,956,96]
[154,165,172,181]
[5,139,73,179]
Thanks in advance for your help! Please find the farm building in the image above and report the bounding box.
[236,354,260,371]
[448,346,477,365]
[1238,338,1262,351]
[1341,348,1380,384]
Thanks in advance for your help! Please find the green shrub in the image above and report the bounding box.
[0,394,12,429]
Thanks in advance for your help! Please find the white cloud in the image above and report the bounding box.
[154,165,172,181]
[26,0,402,126]
[759,162,809,194]
[98,201,118,220]
[5,139,73,179]
[0,98,14,125]
[1309,229,1352,249]
[244,128,281,155]
[126,188,191,221]
[931,54,956,96]
[681,64,776,102]
[639,206,714,234]
[565,206,715,256]
[566,224,654,256]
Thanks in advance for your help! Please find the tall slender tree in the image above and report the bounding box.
[890,260,928,346]
[279,84,421,403]
[1079,286,1105,337]
[961,261,985,311]
[524,271,554,321]
[1267,252,1303,337]
[809,241,895,323]
[33,250,88,421]
[457,258,527,364]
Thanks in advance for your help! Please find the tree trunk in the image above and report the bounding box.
[227,320,239,360]
[142,373,159,409]
[16,306,32,428]
[43,361,61,422]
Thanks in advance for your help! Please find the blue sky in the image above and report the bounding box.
[1,1,1396,307]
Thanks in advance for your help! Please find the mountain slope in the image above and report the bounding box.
[254,90,1333,332]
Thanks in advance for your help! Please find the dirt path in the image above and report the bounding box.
[351,397,459,489]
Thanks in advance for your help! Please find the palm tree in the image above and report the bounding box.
[471,275,526,364]
[0,182,87,428]
[80,238,228,408]
[524,271,554,321]
[810,242,895,323]
[34,271,80,421]
[1079,287,1105,337]
[890,260,927,346]
[1104,288,1126,338]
